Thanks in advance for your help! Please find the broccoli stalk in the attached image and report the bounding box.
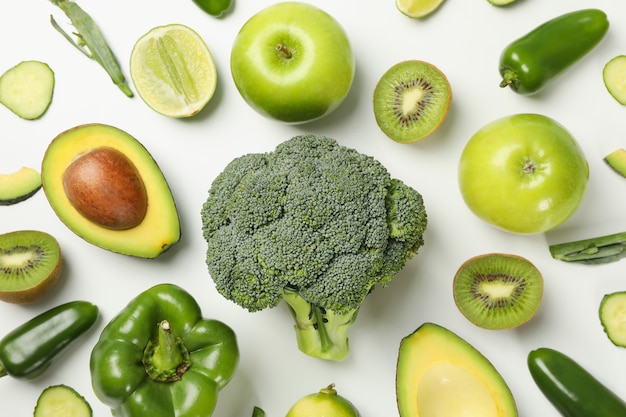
[282,288,358,361]
[201,135,427,361]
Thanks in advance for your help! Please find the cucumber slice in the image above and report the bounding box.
[603,55,626,105]
[34,385,92,417]
[0,60,54,120]
[0,167,42,205]
[600,291,626,347]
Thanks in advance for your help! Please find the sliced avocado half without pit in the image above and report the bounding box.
[396,322,517,417]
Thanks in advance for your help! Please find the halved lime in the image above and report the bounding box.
[130,24,217,118]
[603,55,626,105]
[396,0,446,18]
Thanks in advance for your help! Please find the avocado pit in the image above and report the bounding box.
[63,146,148,230]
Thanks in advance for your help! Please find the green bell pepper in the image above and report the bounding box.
[499,8,609,95]
[0,300,98,379]
[89,283,239,417]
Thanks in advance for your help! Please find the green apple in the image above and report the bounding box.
[230,2,355,124]
[458,113,589,234]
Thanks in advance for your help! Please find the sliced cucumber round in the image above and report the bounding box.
[0,60,54,120]
[600,291,626,347]
[603,55,626,105]
[34,385,92,417]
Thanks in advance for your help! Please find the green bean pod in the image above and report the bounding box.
[0,301,98,379]
[499,8,609,95]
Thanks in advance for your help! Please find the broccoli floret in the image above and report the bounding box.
[201,135,427,361]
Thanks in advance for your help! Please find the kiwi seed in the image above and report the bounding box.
[0,230,62,304]
[373,60,452,144]
[452,253,543,330]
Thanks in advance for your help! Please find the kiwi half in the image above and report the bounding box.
[373,60,452,144]
[0,230,62,304]
[453,253,543,330]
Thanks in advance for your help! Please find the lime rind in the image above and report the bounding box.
[130,24,217,118]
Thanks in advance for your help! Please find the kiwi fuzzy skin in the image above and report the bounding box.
[0,231,63,304]
[452,252,544,330]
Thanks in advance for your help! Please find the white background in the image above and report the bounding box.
[1,0,626,416]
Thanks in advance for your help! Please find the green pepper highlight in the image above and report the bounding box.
[90,283,239,417]
[499,8,609,95]
[528,347,626,417]
[0,300,99,379]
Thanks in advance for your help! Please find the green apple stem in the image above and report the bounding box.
[276,44,292,59]
[549,231,626,264]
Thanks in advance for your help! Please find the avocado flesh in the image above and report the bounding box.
[604,148,626,178]
[41,123,180,258]
[0,167,42,205]
[396,322,517,417]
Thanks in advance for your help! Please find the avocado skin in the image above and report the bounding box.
[41,123,180,258]
[396,322,518,417]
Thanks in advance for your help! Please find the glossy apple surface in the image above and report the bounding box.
[458,113,589,234]
[230,2,355,124]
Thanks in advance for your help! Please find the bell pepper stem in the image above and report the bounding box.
[154,320,183,370]
[142,320,191,382]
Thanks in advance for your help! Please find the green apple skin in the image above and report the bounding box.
[230,2,355,124]
[458,113,589,234]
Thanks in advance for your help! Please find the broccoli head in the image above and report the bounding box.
[201,135,427,361]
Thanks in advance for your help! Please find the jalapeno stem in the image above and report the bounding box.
[48,0,133,97]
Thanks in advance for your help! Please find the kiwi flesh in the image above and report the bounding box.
[373,60,452,144]
[0,230,62,304]
[453,253,543,330]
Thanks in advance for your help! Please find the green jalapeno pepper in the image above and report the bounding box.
[0,300,99,379]
[499,8,609,95]
[528,347,626,417]
[90,283,239,417]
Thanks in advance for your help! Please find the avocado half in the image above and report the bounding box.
[41,123,180,258]
[396,322,517,417]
